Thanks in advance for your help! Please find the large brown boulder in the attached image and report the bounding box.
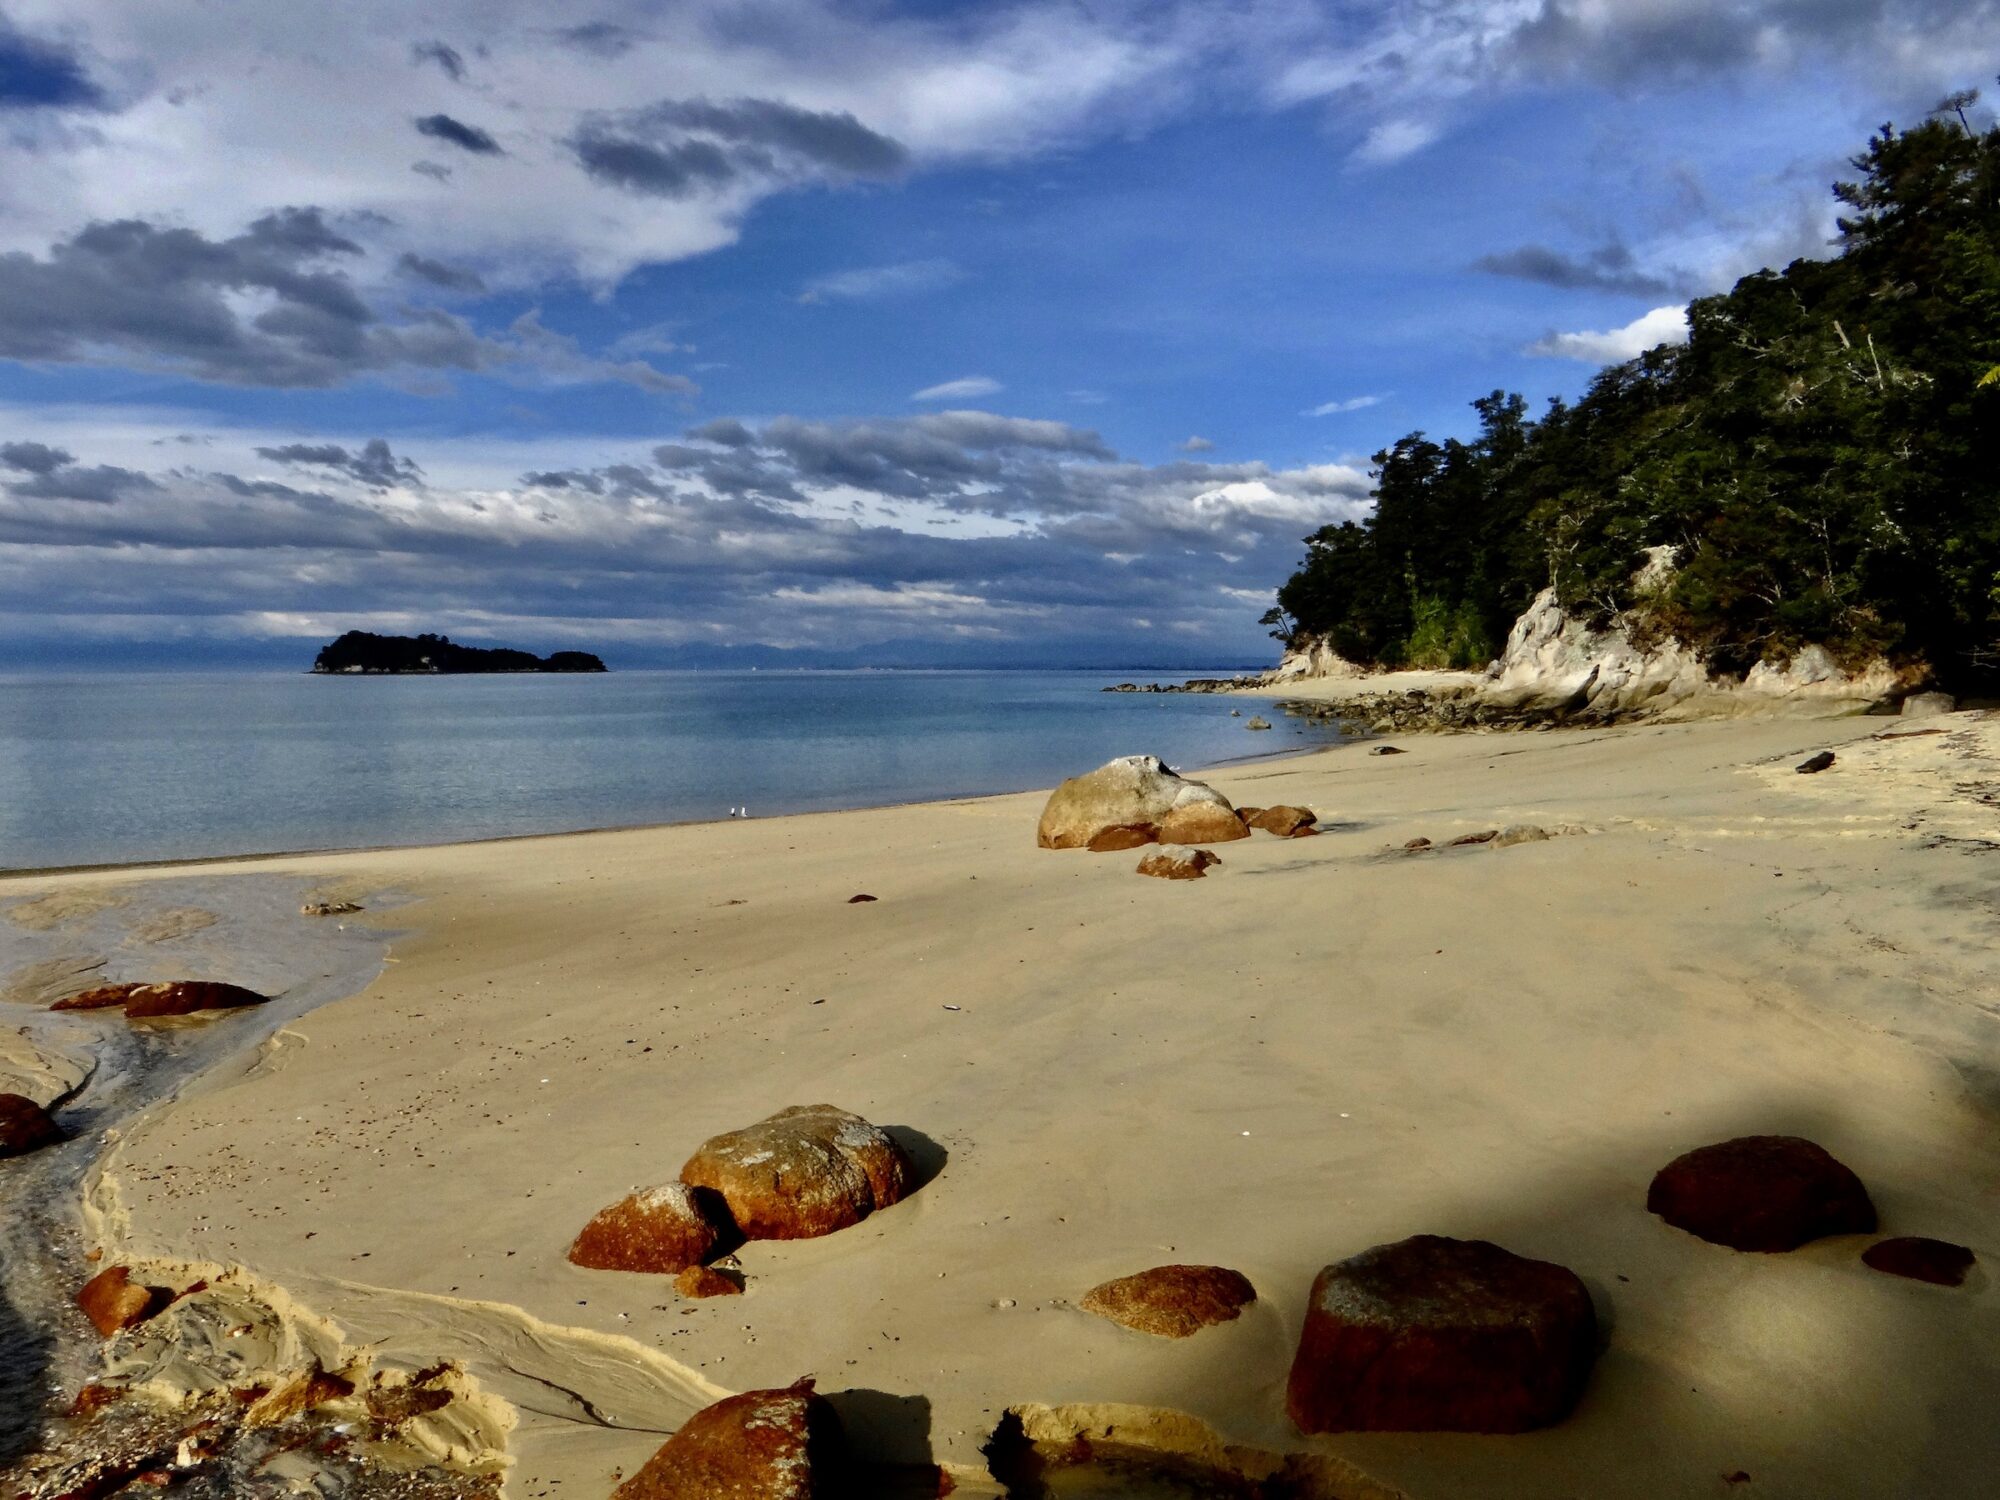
[1286,1235,1597,1434]
[1081,1264,1256,1338]
[1247,805,1317,837]
[568,1184,723,1273]
[613,1379,842,1499]
[1647,1135,1875,1252]
[54,980,267,1019]
[0,1092,65,1157]
[680,1105,914,1241]
[1038,756,1246,850]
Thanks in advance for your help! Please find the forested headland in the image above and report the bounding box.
[1269,96,2000,689]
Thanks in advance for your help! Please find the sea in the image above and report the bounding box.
[0,669,1339,871]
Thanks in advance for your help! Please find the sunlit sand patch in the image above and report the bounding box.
[4,888,128,931]
[1,952,107,1006]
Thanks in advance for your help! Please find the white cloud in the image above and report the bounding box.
[1304,395,1385,417]
[910,375,1003,402]
[1350,118,1442,166]
[1527,304,1689,363]
[798,258,965,304]
[1177,435,1215,452]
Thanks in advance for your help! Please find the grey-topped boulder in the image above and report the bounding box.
[1037,756,1248,850]
[680,1105,914,1241]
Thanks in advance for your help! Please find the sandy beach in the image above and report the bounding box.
[5,712,1997,1497]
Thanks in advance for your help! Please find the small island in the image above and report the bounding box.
[310,630,607,675]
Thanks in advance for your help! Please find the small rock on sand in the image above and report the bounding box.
[1861,1236,1976,1287]
[1081,1264,1256,1338]
[845,893,878,904]
[568,1183,723,1273]
[1491,825,1552,848]
[1248,805,1318,837]
[300,901,363,918]
[1403,837,1433,852]
[680,1105,914,1241]
[613,1379,840,1500]
[0,1092,66,1157]
[1447,830,1499,847]
[1137,848,1221,881]
[1795,751,1836,774]
[1647,1135,1875,1251]
[1371,745,1405,756]
[1286,1234,1597,1434]
[76,1266,164,1337]
[674,1265,744,1298]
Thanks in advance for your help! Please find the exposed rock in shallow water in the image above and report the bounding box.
[1286,1234,1597,1434]
[1862,1236,1976,1286]
[1246,716,1273,730]
[1647,1135,1875,1251]
[1080,1264,1256,1338]
[0,1090,66,1156]
[568,1183,723,1273]
[1137,848,1221,881]
[612,1379,840,1500]
[53,979,268,1019]
[680,1104,914,1241]
[1038,756,1244,850]
[76,1265,166,1337]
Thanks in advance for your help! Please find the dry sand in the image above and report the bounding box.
[6,713,1997,1497]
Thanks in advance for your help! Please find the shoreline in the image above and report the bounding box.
[5,712,1997,1496]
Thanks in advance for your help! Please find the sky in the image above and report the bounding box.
[1,1,1996,670]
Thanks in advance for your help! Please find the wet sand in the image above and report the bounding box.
[4,713,1997,1496]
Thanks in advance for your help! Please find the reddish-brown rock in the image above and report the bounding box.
[1446,830,1498,847]
[76,1266,165,1338]
[1862,1236,1976,1287]
[1080,1264,1256,1338]
[612,1379,842,1499]
[1086,824,1158,852]
[1647,1136,1875,1252]
[681,1105,914,1241]
[675,1265,744,1298]
[1248,806,1317,837]
[1286,1235,1597,1434]
[55,980,267,1019]
[1136,848,1221,881]
[569,1184,723,1273]
[0,1092,65,1157]
[1157,802,1252,846]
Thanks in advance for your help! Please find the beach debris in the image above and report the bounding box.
[612,1378,842,1500]
[300,900,362,917]
[1086,824,1158,852]
[675,1265,744,1298]
[680,1104,914,1241]
[1246,716,1273,730]
[52,979,268,1019]
[1446,829,1499,846]
[1371,744,1406,755]
[1080,1265,1256,1338]
[1286,1234,1597,1434]
[1137,848,1221,881]
[846,893,878,903]
[1795,750,1836,774]
[1492,825,1553,848]
[77,1265,169,1337]
[569,1183,724,1274]
[1647,1135,1875,1251]
[1248,805,1318,837]
[1037,755,1248,850]
[1901,691,1956,718]
[0,1091,66,1156]
[1861,1236,1976,1287]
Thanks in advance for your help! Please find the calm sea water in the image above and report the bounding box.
[0,670,1333,870]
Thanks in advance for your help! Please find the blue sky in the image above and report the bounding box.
[1,2,1994,668]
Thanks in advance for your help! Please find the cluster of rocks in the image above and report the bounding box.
[1038,756,1321,880]
[1395,823,1582,854]
[51,979,268,1020]
[568,1105,917,1298]
[1101,677,1262,694]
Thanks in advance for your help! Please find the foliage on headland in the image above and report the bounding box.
[310,630,607,674]
[1269,96,2000,686]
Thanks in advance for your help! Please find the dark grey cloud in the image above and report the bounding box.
[1473,241,1680,297]
[256,438,424,489]
[0,210,689,392]
[573,96,906,199]
[412,160,454,184]
[0,21,103,110]
[685,417,755,448]
[1,440,74,474]
[415,113,503,156]
[410,40,467,82]
[398,252,486,293]
[554,22,638,58]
